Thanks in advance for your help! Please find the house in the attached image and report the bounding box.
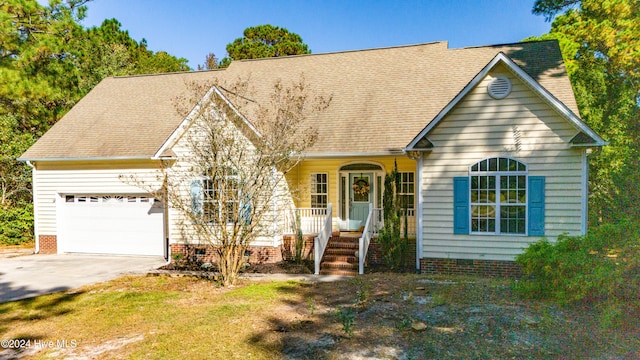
[19,40,605,276]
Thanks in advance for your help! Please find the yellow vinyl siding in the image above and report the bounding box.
[289,156,416,209]
[32,160,164,237]
[421,65,584,261]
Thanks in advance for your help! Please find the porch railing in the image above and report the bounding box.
[372,208,416,236]
[358,203,374,275]
[314,203,333,275]
[286,207,416,236]
[372,208,383,234]
[284,207,329,235]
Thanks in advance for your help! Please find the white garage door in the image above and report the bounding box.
[60,195,164,256]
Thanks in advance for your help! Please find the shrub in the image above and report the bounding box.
[377,161,410,270]
[516,219,640,327]
[334,306,355,337]
[0,204,34,245]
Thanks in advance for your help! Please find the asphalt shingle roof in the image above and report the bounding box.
[20,40,578,160]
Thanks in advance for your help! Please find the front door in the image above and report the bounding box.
[349,173,373,230]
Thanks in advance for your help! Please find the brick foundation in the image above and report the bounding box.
[282,234,315,261]
[169,243,283,264]
[38,235,57,254]
[420,258,522,278]
[367,237,417,269]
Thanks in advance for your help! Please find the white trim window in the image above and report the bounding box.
[191,168,243,224]
[203,173,240,224]
[310,173,328,208]
[398,172,415,209]
[469,157,527,235]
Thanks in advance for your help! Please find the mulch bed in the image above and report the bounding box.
[159,259,314,274]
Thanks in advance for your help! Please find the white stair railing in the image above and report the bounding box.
[314,203,332,275]
[358,203,374,275]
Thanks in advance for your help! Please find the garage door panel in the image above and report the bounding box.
[61,195,164,256]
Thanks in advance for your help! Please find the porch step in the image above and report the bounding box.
[319,269,359,276]
[324,246,358,256]
[319,236,359,276]
[322,254,356,262]
[326,241,359,250]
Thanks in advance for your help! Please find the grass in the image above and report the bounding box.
[0,276,291,359]
[0,241,34,251]
[0,274,638,359]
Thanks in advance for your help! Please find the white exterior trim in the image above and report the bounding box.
[581,149,589,235]
[153,86,263,160]
[405,52,607,150]
[56,193,63,254]
[27,161,39,253]
[305,151,405,158]
[416,153,423,270]
[336,160,387,223]
[19,156,152,162]
[272,167,279,248]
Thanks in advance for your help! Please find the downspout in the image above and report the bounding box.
[272,167,279,248]
[26,161,39,254]
[581,148,591,235]
[161,159,171,262]
[416,154,424,272]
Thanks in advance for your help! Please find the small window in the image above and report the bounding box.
[310,173,328,208]
[376,175,382,208]
[90,196,99,203]
[398,172,415,209]
[340,176,346,218]
[65,195,74,203]
[127,196,137,202]
[195,248,207,260]
[352,176,370,202]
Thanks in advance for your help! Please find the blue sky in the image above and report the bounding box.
[78,0,551,69]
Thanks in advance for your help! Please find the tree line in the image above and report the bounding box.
[530,0,639,225]
[0,0,311,245]
[0,1,189,208]
[0,0,637,245]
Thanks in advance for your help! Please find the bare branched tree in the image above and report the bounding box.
[127,75,330,286]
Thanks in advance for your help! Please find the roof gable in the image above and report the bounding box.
[19,71,221,161]
[154,86,263,159]
[405,52,606,150]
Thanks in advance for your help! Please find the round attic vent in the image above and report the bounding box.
[487,76,512,99]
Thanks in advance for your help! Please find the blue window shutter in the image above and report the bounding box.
[240,200,252,225]
[453,177,470,234]
[528,176,545,236]
[190,179,203,216]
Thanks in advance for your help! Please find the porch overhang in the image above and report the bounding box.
[303,150,406,158]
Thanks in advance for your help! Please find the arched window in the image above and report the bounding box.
[469,157,527,234]
[453,158,545,236]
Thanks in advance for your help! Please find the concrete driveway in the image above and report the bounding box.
[0,254,166,303]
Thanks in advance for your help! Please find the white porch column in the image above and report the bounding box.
[416,153,424,271]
